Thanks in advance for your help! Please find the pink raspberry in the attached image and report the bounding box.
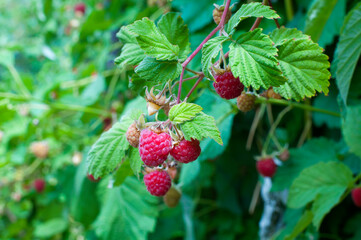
[87,173,101,182]
[144,170,171,196]
[352,187,361,207]
[33,179,46,193]
[170,139,201,163]
[74,3,86,14]
[256,158,277,178]
[213,71,244,99]
[139,129,172,167]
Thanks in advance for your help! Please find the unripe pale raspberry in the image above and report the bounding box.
[170,139,201,163]
[163,187,182,207]
[30,141,49,159]
[256,158,277,177]
[126,123,141,148]
[139,129,172,167]
[213,71,244,99]
[262,88,282,99]
[352,187,361,207]
[33,179,46,193]
[144,170,171,196]
[213,6,232,25]
[237,92,256,112]
[278,149,290,162]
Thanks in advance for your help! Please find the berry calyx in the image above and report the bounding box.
[213,70,244,99]
[351,187,361,207]
[256,158,277,177]
[163,187,182,207]
[213,5,232,25]
[33,179,46,193]
[170,139,201,163]
[144,170,171,196]
[139,128,172,167]
[87,173,101,182]
[237,92,256,112]
[126,123,141,148]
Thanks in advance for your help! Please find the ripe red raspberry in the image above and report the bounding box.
[170,139,201,163]
[256,158,277,177]
[74,3,86,15]
[126,123,141,148]
[351,187,361,207]
[139,128,172,167]
[87,173,101,182]
[33,179,46,193]
[144,170,171,196]
[213,71,244,99]
[237,92,256,112]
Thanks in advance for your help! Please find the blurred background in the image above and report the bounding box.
[1,0,361,239]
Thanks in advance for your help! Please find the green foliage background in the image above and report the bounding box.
[1,0,361,239]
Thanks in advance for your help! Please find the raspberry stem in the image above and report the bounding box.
[185,75,205,100]
[176,0,232,103]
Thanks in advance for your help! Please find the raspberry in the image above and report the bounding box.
[74,3,86,15]
[256,158,277,177]
[213,71,244,99]
[163,187,182,207]
[144,170,171,196]
[33,179,46,193]
[126,123,141,148]
[30,141,49,159]
[262,87,282,99]
[139,128,172,167]
[351,187,361,207]
[213,6,232,25]
[87,173,101,182]
[170,139,201,163]
[237,92,256,112]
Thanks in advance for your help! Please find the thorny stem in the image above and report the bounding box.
[185,75,205,100]
[176,0,232,103]
[256,97,341,117]
[267,0,281,28]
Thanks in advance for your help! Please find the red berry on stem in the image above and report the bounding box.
[139,129,172,167]
[74,3,86,14]
[213,71,244,99]
[352,187,361,207]
[33,179,46,193]
[171,139,201,163]
[256,158,277,178]
[144,170,172,196]
[87,173,101,182]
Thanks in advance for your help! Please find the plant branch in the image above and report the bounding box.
[185,75,205,99]
[267,0,281,28]
[255,97,341,117]
[7,65,31,97]
[177,0,232,103]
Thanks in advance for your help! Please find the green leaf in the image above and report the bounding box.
[226,2,280,35]
[269,27,310,47]
[304,0,338,43]
[284,211,313,240]
[272,138,339,191]
[115,43,145,67]
[127,18,179,61]
[116,26,137,44]
[201,36,230,80]
[229,29,286,90]
[128,147,143,178]
[169,102,203,124]
[335,2,361,104]
[343,106,361,158]
[135,57,181,83]
[288,162,353,228]
[34,218,68,238]
[180,112,223,145]
[158,12,191,61]
[94,177,159,240]
[0,49,14,67]
[113,159,133,186]
[273,38,331,100]
[87,109,143,178]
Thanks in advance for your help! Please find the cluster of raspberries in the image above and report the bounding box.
[126,124,201,196]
